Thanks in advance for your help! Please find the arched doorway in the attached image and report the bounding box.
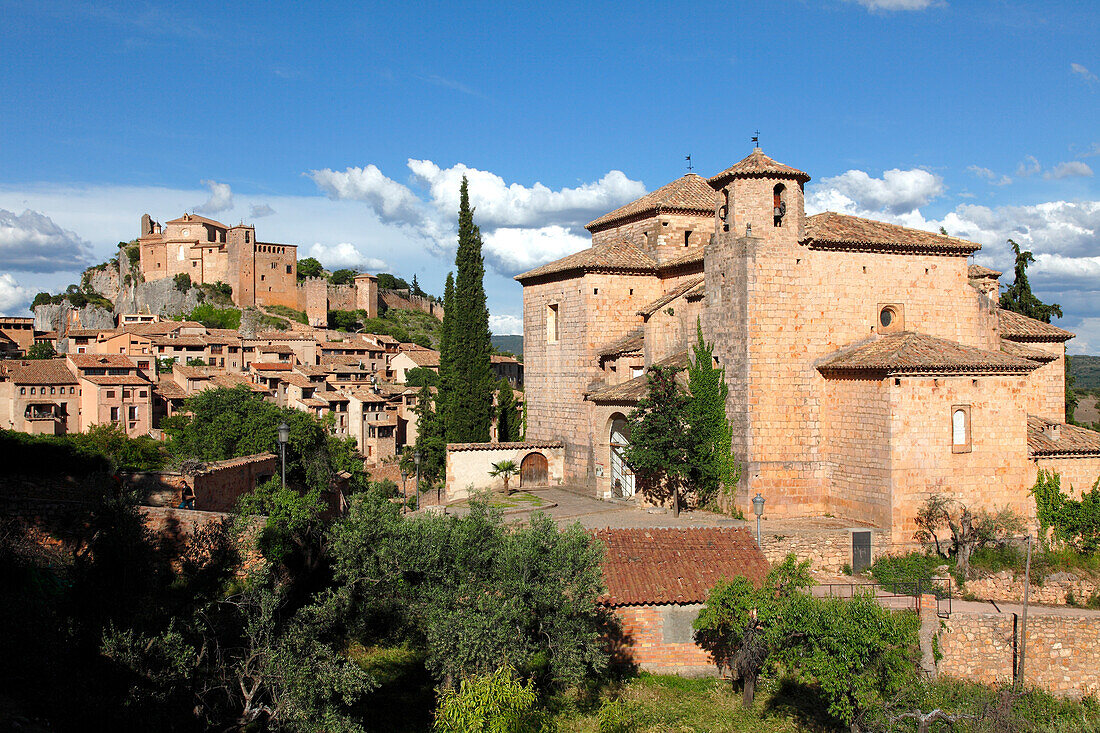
[609,415,635,498]
[520,452,548,487]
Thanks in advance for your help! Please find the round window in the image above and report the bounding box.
[880,307,894,328]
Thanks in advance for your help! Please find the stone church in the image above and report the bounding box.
[517,148,1100,541]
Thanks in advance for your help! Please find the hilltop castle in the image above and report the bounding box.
[136,212,378,325]
[517,148,1100,542]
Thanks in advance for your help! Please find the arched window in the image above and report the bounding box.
[773,184,787,227]
[951,405,971,453]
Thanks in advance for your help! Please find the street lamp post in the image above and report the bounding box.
[277,422,290,489]
[400,467,408,514]
[414,449,422,512]
[752,493,766,547]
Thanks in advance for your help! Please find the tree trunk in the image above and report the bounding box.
[742,672,756,707]
[672,481,680,517]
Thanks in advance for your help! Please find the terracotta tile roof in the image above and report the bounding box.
[172,365,216,379]
[251,362,293,371]
[594,527,769,607]
[81,373,151,385]
[68,353,138,369]
[803,212,981,256]
[708,148,810,187]
[298,397,328,408]
[448,440,563,452]
[0,358,77,385]
[166,213,229,228]
[152,336,208,348]
[597,328,645,359]
[968,264,1002,279]
[586,350,691,403]
[514,240,657,282]
[490,354,519,363]
[684,281,706,300]
[818,332,1038,375]
[282,373,318,389]
[1000,339,1059,363]
[586,174,715,231]
[210,374,265,391]
[657,248,705,272]
[350,389,388,403]
[154,378,187,398]
[1027,415,1100,457]
[998,309,1074,342]
[65,328,110,338]
[320,355,369,366]
[637,275,706,317]
[260,344,296,354]
[402,349,440,367]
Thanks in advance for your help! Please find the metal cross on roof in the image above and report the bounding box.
[685,154,693,172]
[752,130,760,148]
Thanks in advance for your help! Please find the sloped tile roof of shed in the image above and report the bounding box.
[586,350,690,403]
[708,148,811,186]
[803,212,981,255]
[402,349,440,367]
[154,378,187,398]
[585,174,715,231]
[597,328,645,359]
[998,309,1074,342]
[448,440,563,452]
[818,332,1037,375]
[637,275,706,317]
[514,240,657,281]
[658,248,705,272]
[1027,415,1100,456]
[594,527,769,606]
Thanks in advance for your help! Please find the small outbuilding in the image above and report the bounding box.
[594,526,769,676]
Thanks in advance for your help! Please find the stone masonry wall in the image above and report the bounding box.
[822,376,891,527]
[889,376,1034,543]
[961,570,1100,606]
[1034,455,1100,494]
[1027,342,1066,423]
[937,610,1100,698]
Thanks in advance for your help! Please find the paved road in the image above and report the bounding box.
[499,486,748,530]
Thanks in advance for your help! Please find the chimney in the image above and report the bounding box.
[1044,423,1060,442]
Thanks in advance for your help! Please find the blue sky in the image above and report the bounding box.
[2,1,1099,349]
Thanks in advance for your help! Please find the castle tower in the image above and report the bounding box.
[227,224,257,307]
[702,148,825,516]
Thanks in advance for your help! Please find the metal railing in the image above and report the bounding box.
[813,578,952,617]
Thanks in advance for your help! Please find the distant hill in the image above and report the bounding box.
[492,334,523,361]
[1070,355,1100,392]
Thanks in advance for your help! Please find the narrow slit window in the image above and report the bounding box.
[546,303,559,343]
[951,405,972,453]
[773,184,787,227]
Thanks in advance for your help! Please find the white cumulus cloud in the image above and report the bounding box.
[250,203,276,218]
[967,165,1012,186]
[307,159,645,276]
[194,180,234,214]
[307,241,387,272]
[489,314,524,335]
[1044,161,1094,180]
[0,273,32,316]
[809,168,944,216]
[1016,155,1042,177]
[0,208,94,272]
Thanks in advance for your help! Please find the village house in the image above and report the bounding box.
[0,317,36,357]
[517,147,1100,543]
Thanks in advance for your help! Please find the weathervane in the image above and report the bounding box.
[752,130,760,148]
[685,154,693,172]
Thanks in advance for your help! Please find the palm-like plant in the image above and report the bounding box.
[488,459,519,494]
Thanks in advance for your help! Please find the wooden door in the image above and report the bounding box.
[520,452,548,487]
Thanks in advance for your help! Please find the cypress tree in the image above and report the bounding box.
[496,379,520,442]
[413,384,445,488]
[448,176,494,442]
[438,271,456,437]
[686,320,739,509]
[1000,239,1063,323]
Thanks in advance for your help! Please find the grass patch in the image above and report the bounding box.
[180,303,241,330]
[479,491,548,510]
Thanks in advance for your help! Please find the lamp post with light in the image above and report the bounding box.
[400,466,409,514]
[277,422,290,490]
[414,449,422,511]
[752,493,765,547]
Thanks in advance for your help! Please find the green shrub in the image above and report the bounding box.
[1032,469,1100,553]
[868,552,944,592]
[597,697,645,733]
[432,666,544,733]
[265,304,308,324]
[182,304,240,330]
[173,273,192,292]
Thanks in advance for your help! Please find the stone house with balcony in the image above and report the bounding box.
[67,353,153,437]
[518,147,1100,543]
[0,359,81,435]
[347,388,398,464]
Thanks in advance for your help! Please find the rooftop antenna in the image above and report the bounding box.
[752,131,760,149]
[685,154,693,172]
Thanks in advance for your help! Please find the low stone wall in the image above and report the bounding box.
[126,453,277,512]
[758,527,921,574]
[937,609,1100,698]
[962,570,1100,606]
[609,604,715,676]
[445,442,564,501]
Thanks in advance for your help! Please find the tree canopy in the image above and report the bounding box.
[625,364,691,513]
[1000,239,1062,323]
[296,256,324,280]
[329,268,359,286]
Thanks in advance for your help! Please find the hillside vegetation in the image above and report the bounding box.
[1070,355,1100,392]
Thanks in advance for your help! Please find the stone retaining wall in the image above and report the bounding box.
[937,610,1100,698]
[961,570,1100,606]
